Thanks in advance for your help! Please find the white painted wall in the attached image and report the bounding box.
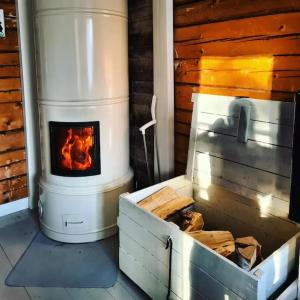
[16,0,40,209]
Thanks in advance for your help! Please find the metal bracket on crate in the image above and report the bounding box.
[165,236,173,300]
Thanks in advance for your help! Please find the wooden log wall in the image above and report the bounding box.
[174,0,300,175]
[0,0,27,204]
[128,0,154,189]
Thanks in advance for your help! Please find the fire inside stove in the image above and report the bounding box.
[49,121,100,177]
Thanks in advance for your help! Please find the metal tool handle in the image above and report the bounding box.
[165,236,173,300]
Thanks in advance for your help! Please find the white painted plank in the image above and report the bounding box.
[120,229,242,300]
[194,151,290,202]
[198,112,293,147]
[276,279,297,300]
[194,172,289,219]
[0,247,30,300]
[120,247,181,300]
[252,232,300,299]
[193,93,294,125]
[196,129,291,177]
[118,200,259,300]
[192,184,299,248]
[122,175,192,204]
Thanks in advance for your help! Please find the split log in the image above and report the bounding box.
[138,186,179,211]
[152,196,194,220]
[189,230,235,257]
[235,236,262,271]
[180,210,204,232]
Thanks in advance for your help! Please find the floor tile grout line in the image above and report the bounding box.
[0,233,33,300]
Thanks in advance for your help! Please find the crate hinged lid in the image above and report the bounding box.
[185,93,294,219]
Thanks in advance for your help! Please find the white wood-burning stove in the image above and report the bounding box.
[34,0,132,242]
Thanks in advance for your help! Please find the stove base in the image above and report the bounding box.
[39,171,133,243]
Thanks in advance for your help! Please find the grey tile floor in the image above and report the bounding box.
[0,209,150,300]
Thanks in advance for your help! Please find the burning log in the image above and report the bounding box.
[235,236,262,271]
[180,211,204,232]
[138,186,194,220]
[189,230,235,257]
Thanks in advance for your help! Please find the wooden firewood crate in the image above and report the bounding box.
[118,93,300,299]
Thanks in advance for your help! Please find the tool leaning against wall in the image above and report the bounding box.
[139,95,161,185]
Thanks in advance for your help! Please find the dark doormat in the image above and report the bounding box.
[5,231,118,288]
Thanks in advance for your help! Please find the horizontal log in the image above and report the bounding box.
[176,68,300,92]
[0,102,24,131]
[175,36,300,59]
[175,12,300,43]
[0,186,28,204]
[0,53,19,65]
[0,149,26,167]
[174,0,198,6]
[8,186,27,202]
[0,90,22,102]
[175,85,294,111]
[0,131,25,152]
[174,0,300,27]
[175,122,190,136]
[175,133,189,164]
[0,175,27,193]
[0,29,19,51]
[175,109,192,124]
[0,2,16,17]
[4,18,17,29]
[0,66,20,77]
[0,160,27,181]
[175,161,186,176]
[176,56,300,73]
[130,80,153,94]
[0,77,21,91]
[130,92,154,105]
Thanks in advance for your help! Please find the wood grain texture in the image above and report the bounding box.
[0,0,27,203]
[0,29,19,51]
[0,131,25,152]
[129,0,153,190]
[174,3,300,169]
[0,102,23,131]
[0,160,26,181]
[0,53,19,65]
[0,90,21,102]
[175,12,300,43]
[0,149,25,167]
[0,78,21,91]
[174,0,300,27]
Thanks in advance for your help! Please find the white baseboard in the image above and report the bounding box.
[0,197,29,218]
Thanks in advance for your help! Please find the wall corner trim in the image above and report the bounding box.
[153,0,174,181]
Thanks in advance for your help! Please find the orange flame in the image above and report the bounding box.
[61,127,93,170]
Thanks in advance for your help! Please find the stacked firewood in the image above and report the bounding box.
[138,186,262,271]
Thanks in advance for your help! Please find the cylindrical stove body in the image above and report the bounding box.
[34,0,132,242]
